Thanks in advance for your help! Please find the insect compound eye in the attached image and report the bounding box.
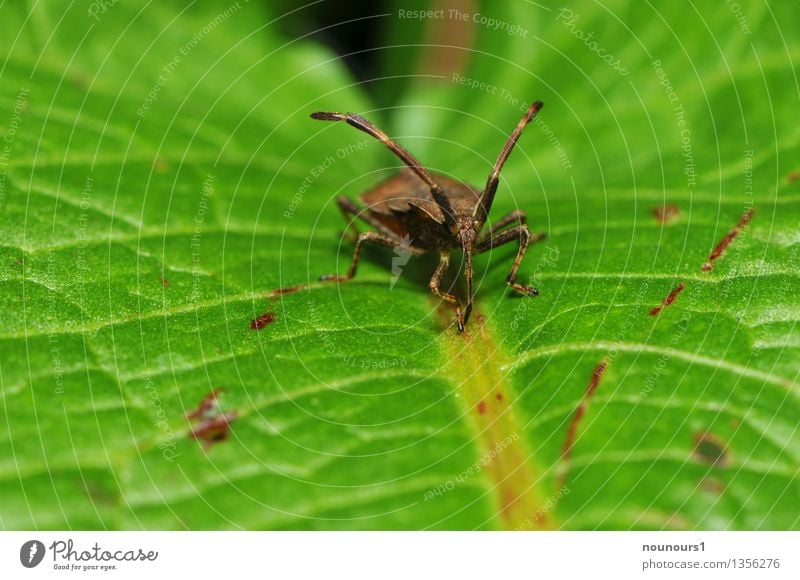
[472,219,481,231]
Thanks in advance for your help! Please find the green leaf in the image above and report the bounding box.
[1,1,798,530]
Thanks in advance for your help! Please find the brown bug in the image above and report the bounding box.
[312,101,545,331]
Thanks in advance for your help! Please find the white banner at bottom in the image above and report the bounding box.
[1,531,797,579]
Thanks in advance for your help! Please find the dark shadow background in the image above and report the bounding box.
[270,1,393,85]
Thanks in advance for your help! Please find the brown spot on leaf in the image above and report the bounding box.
[477,400,487,415]
[189,413,237,449]
[649,283,686,316]
[187,389,236,450]
[500,487,519,516]
[584,360,607,398]
[160,277,170,288]
[653,203,680,223]
[786,171,800,184]
[186,388,224,420]
[250,311,276,330]
[558,360,608,486]
[701,208,755,272]
[699,477,726,495]
[268,284,304,298]
[85,480,117,506]
[531,510,550,526]
[693,431,730,468]
[251,285,305,330]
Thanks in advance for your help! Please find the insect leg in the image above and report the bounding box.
[463,250,474,328]
[476,209,528,245]
[336,196,361,242]
[319,231,421,283]
[336,196,401,240]
[474,224,545,297]
[428,252,465,332]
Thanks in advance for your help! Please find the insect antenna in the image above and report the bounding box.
[311,111,457,228]
[473,101,543,227]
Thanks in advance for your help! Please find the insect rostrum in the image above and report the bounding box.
[312,101,546,332]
